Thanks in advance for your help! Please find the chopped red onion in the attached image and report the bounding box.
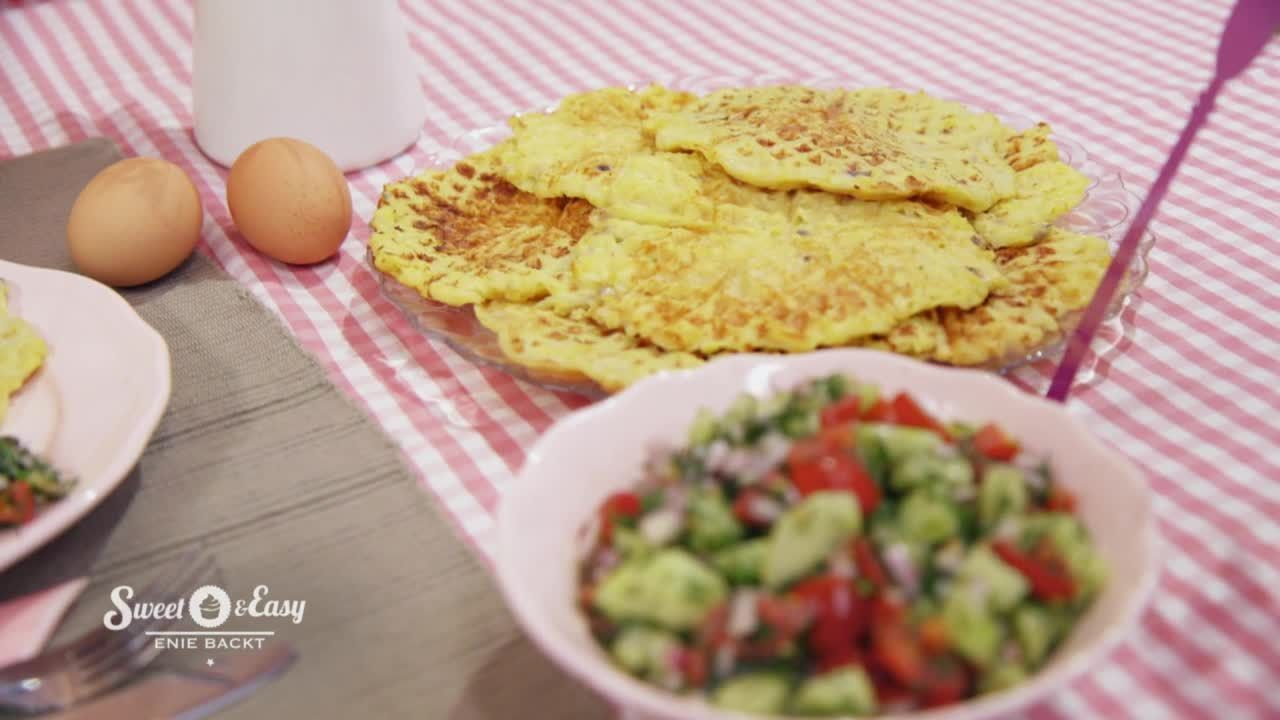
[590,548,620,583]
[828,548,857,579]
[662,485,690,515]
[740,433,792,481]
[779,484,801,506]
[639,508,684,545]
[747,495,784,523]
[713,644,737,678]
[934,541,965,573]
[727,590,760,638]
[884,543,920,597]
[704,440,731,470]
[1002,639,1024,664]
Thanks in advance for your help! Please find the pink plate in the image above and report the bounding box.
[0,260,170,573]
[496,348,1161,720]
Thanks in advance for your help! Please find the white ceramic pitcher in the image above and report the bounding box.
[192,0,425,172]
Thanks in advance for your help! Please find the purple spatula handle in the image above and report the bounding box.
[1045,0,1277,402]
[1044,81,1221,402]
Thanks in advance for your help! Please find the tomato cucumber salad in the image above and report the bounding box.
[577,374,1106,716]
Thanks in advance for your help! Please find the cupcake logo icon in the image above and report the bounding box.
[189,585,232,629]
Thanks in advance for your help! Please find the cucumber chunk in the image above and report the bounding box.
[712,539,769,585]
[957,544,1029,612]
[762,491,861,590]
[789,666,877,715]
[610,625,679,682]
[1014,604,1063,667]
[978,463,1028,529]
[687,408,719,447]
[859,424,944,465]
[711,672,792,714]
[899,490,959,545]
[980,662,1030,694]
[942,591,1003,668]
[593,549,728,631]
[686,486,745,553]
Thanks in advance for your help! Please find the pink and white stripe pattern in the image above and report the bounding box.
[2,1,1278,717]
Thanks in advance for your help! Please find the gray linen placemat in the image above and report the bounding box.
[0,139,607,719]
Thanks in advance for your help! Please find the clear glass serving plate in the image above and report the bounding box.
[368,75,1153,400]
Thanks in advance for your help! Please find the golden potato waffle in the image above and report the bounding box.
[571,202,1003,354]
[496,85,708,228]
[0,282,48,423]
[474,300,702,392]
[1002,122,1062,171]
[368,83,1112,393]
[368,149,595,306]
[862,228,1110,365]
[648,86,1018,212]
[972,161,1091,248]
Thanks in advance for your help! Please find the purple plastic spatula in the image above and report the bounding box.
[1045,0,1279,402]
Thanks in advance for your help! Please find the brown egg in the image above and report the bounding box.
[226,137,352,265]
[66,157,203,287]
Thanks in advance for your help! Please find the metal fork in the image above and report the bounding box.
[0,549,219,715]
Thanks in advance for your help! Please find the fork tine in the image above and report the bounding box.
[62,556,218,703]
[71,549,216,665]
[64,550,204,664]
[0,547,225,714]
[73,551,218,670]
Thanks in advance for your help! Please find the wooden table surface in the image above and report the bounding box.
[0,140,609,719]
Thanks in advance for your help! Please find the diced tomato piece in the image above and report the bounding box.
[837,462,881,515]
[8,482,34,524]
[919,655,971,708]
[818,422,859,451]
[789,436,829,463]
[598,491,642,543]
[870,625,926,687]
[789,449,880,513]
[972,422,1019,461]
[739,594,809,659]
[792,575,866,657]
[788,454,832,496]
[869,593,908,627]
[870,674,915,709]
[809,612,860,658]
[756,594,812,637]
[889,392,952,441]
[1045,483,1078,513]
[820,397,863,429]
[676,647,708,688]
[852,538,888,589]
[790,575,848,612]
[861,398,895,423]
[918,616,950,656]
[696,603,731,649]
[992,539,1076,602]
[790,576,860,624]
[602,491,641,518]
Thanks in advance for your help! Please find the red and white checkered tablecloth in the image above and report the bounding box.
[3,1,1278,717]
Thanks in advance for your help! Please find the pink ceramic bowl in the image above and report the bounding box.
[496,349,1160,720]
